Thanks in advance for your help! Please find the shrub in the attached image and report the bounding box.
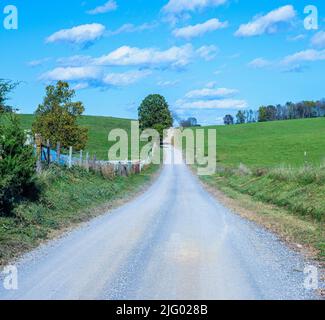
[0,113,37,215]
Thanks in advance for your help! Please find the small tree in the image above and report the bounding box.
[138,94,173,139]
[258,106,268,122]
[223,114,234,125]
[32,81,88,150]
[0,79,18,113]
[180,117,199,128]
[236,111,246,124]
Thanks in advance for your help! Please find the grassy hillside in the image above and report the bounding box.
[197,118,325,168]
[192,118,325,261]
[19,114,135,160]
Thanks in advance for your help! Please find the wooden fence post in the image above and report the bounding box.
[35,134,42,173]
[86,152,89,172]
[93,154,97,171]
[68,146,73,168]
[46,139,51,165]
[80,150,83,166]
[56,142,61,163]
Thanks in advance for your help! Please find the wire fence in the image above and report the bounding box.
[31,133,153,177]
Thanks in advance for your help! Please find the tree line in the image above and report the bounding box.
[223,99,325,125]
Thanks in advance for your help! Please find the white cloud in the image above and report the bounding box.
[157,80,180,87]
[177,82,245,112]
[248,58,272,69]
[246,49,325,73]
[87,0,117,15]
[281,49,325,65]
[103,70,152,86]
[28,58,51,67]
[41,44,215,87]
[205,81,217,88]
[39,43,217,89]
[72,82,90,90]
[56,55,93,67]
[235,5,296,37]
[185,87,238,99]
[311,31,325,48]
[176,99,248,110]
[163,0,227,15]
[46,24,105,45]
[108,22,158,35]
[196,45,218,61]
[172,18,228,39]
[288,34,306,41]
[40,67,150,88]
[40,66,102,81]
[228,53,241,59]
[282,65,308,73]
[93,44,194,69]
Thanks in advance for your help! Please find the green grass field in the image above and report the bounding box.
[198,118,325,168]
[20,114,325,167]
[19,114,135,160]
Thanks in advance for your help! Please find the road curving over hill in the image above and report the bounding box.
[0,146,320,300]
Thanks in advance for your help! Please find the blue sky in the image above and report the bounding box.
[1,0,325,125]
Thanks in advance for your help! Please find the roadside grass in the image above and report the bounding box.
[200,165,325,262]
[0,163,160,266]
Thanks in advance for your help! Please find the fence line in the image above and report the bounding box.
[32,134,154,177]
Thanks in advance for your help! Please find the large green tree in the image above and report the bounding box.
[138,94,173,139]
[32,81,88,150]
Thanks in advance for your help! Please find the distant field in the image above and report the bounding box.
[19,114,134,160]
[197,118,325,168]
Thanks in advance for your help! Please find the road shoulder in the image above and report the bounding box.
[193,171,325,297]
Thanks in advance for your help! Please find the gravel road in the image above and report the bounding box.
[0,146,320,300]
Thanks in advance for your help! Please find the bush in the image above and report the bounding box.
[0,113,37,216]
